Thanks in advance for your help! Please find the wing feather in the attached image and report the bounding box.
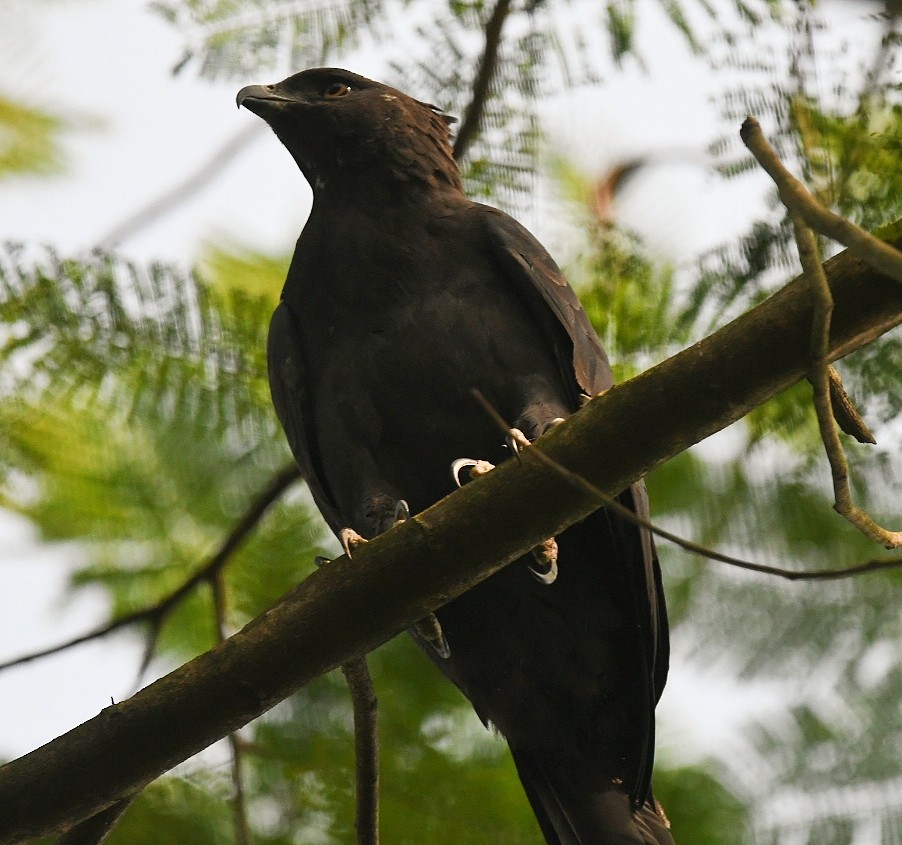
[479,204,613,397]
[268,301,343,533]
[482,203,669,806]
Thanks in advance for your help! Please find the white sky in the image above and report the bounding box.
[0,0,883,796]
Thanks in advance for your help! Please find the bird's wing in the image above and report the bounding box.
[267,300,343,532]
[478,204,614,398]
[481,203,669,805]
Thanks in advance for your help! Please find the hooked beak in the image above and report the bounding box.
[236,84,297,112]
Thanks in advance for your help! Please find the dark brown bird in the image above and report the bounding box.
[237,67,672,845]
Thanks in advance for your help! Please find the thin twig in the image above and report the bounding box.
[794,211,901,547]
[133,616,165,691]
[741,119,902,549]
[311,557,380,845]
[740,116,902,285]
[213,574,252,845]
[96,123,265,249]
[471,389,902,580]
[452,0,514,161]
[341,659,380,845]
[0,463,301,673]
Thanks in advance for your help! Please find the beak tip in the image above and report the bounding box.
[236,86,252,110]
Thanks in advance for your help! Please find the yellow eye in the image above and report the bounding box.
[324,82,351,99]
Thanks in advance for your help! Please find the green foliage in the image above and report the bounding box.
[151,0,387,77]
[654,764,751,844]
[198,242,290,300]
[3,1,902,843]
[111,777,234,845]
[606,1,636,64]
[0,247,312,647]
[0,96,69,179]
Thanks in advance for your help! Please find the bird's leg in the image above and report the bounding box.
[451,417,566,585]
[318,497,408,565]
[325,496,451,660]
[384,500,450,659]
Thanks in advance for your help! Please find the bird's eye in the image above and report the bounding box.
[324,82,351,99]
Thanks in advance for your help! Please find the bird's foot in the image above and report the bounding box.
[505,418,565,456]
[363,497,450,660]
[338,527,368,559]
[528,536,558,585]
[414,614,451,659]
[451,458,496,488]
[450,443,560,586]
[391,498,410,524]
[505,427,530,457]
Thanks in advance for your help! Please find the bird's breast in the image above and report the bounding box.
[293,259,568,514]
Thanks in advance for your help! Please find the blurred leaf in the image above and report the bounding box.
[654,763,751,845]
[606,1,636,63]
[110,777,233,845]
[198,242,290,300]
[0,96,68,179]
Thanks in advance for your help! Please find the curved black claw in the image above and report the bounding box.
[414,613,451,659]
[528,537,559,585]
[451,457,495,487]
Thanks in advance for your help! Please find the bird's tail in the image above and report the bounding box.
[511,747,674,845]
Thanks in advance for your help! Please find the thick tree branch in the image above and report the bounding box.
[1,233,901,844]
[474,391,902,581]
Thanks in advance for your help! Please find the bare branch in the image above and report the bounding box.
[740,116,902,285]
[452,0,514,161]
[0,463,301,673]
[472,391,902,581]
[133,617,165,692]
[1,232,901,843]
[742,117,902,549]
[341,659,380,845]
[213,574,252,845]
[314,555,380,845]
[96,123,264,249]
[828,365,875,444]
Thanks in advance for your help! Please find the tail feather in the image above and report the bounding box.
[511,748,674,845]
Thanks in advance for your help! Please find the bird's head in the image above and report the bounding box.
[237,68,461,195]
